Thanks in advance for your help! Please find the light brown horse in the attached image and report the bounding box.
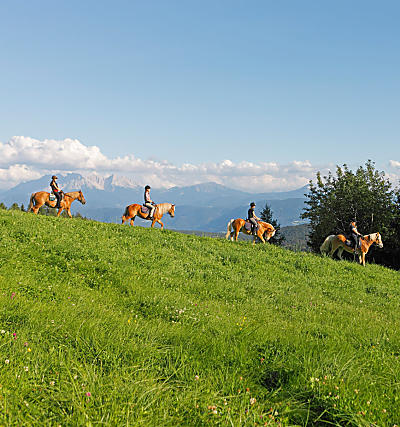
[225,218,276,245]
[320,232,383,266]
[28,191,86,218]
[121,202,175,229]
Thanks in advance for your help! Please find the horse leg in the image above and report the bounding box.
[130,216,135,226]
[234,228,240,242]
[156,219,164,229]
[230,231,234,241]
[32,201,43,215]
[257,230,265,243]
[337,247,343,260]
[56,208,63,217]
[67,208,72,218]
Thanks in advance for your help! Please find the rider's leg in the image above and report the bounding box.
[144,203,154,219]
[250,218,258,235]
[55,192,62,208]
[150,205,156,219]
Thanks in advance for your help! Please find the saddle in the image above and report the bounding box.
[49,192,64,202]
[244,220,258,232]
[141,204,156,216]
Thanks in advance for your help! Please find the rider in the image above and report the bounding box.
[144,185,156,220]
[349,220,363,251]
[247,202,260,235]
[50,175,63,208]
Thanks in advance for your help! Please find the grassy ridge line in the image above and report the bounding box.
[1,210,400,426]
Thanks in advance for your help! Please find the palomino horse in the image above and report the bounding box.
[225,219,276,245]
[121,203,175,229]
[28,191,86,218]
[320,232,383,267]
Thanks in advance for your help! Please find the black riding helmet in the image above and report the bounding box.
[250,202,256,207]
[52,175,58,180]
[145,185,151,190]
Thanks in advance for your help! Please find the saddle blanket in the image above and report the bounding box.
[244,221,258,232]
[141,205,155,215]
[49,194,56,201]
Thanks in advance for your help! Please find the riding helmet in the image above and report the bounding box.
[145,185,151,190]
[250,202,256,207]
[52,175,58,180]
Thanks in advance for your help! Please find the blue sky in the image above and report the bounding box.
[0,1,399,190]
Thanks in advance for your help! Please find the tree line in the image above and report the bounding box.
[0,202,87,219]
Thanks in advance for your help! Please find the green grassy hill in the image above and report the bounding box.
[1,209,400,426]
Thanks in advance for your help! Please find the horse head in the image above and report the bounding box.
[262,222,276,241]
[78,190,86,205]
[168,204,175,217]
[374,232,383,248]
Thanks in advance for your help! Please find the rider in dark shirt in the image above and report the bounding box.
[349,220,363,250]
[50,175,62,208]
[247,202,260,235]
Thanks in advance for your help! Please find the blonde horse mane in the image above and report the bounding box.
[155,203,173,216]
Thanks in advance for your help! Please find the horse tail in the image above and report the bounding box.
[121,205,130,223]
[28,193,35,212]
[225,219,234,239]
[320,235,333,254]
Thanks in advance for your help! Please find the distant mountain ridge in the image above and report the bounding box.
[0,173,308,231]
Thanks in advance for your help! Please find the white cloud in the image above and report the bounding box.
[0,135,332,191]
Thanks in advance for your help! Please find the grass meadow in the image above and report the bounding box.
[1,209,400,426]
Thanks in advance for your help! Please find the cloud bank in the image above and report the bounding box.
[0,136,398,191]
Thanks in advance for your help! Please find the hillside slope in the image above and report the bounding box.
[1,210,400,425]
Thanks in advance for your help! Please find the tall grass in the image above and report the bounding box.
[1,209,400,425]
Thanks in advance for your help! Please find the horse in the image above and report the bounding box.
[320,232,383,266]
[28,190,86,218]
[121,202,175,229]
[225,218,276,245]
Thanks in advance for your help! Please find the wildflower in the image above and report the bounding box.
[27,348,31,352]
[1,330,5,334]
[73,375,78,380]
[250,397,256,405]
[86,392,91,397]
[367,401,371,405]
[24,366,29,372]
[246,387,250,392]
[383,409,387,413]
[5,359,10,364]
[11,292,16,299]
[260,358,265,363]
[50,381,55,386]
[354,389,359,394]
[194,375,199,381]
[24,342,28,347]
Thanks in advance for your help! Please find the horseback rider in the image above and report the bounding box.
[247,202,260,235]
[349,220,363,251]
[144,185,156,220]
[50,175,63,208]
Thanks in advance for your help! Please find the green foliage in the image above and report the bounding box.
[302,161,399,267]
[1,209,400,425]
[9,202,20,210]
[259,202,285,245]
[0,202,6,210]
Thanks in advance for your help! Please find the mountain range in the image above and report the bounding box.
[0,173,308,231]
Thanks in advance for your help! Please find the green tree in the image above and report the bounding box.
[301,161,397,267]
[20,203,26,212]
[0,202,6,210]
[9,202,20,210]
[260,202,285,245]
